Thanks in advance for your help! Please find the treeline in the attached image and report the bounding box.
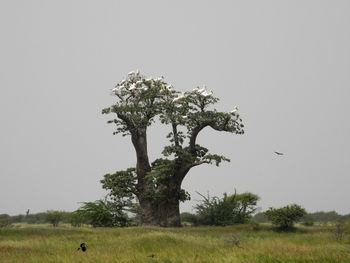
[1,191,349,229]
[0,211,74,225]
[253,210,350,223]
[0,201,140,228]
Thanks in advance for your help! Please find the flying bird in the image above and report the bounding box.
[274,151,284,155]
[77,243,87,252]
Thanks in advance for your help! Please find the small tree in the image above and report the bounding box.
[0,218,12,228]
[233,192,260,223]
[76,199,130,227]
[194,191,259,226]
[265,204,306,231]
[45,210,65,227]
[68,211,89,227]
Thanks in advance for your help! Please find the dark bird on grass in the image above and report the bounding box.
[147,254,156,258]
[77,243,87,252]
[274,151,284,155]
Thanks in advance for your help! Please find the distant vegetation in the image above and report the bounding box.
[1,191,350,229]
[253,210,350,224]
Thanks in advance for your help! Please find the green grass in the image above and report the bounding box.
[0,224,349,263]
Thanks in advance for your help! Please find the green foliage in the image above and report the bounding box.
[101,168,142,221]
[10,214,25,223]
[333,221,346,241]
[303,211,344,223]
[101,168,137,199]
[301,220,314,226]
[0,214,10,219]
[0,218,12,228]
[252,212,269,223]
[76,199,130,227]
[67,211,89,227]
[25,213,48,224]
[45,210,65,227]
[248,220,261,231]
[180,212,199,226]
[194,191,260,226]
[127,203,142,226]
[265,204,307,231]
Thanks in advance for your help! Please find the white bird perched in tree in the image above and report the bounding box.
[141,85,148,91]
[201,90,213,97]
[112,87,119,94]
[172,92,186,103]
[197,86,206,93]
[112,85,124,95]
[193,85,213,97]
[129,83,137,91]
[230,106,239,114]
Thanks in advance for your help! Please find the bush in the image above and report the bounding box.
[76,199,130,227]
[249,220,261,231]
[194,191,259,226]
[68,211,89,227]
[265,204,306,231]
[332,221,350,241]
[25,213,48,224]
[0,218,12,228]
[302,220,314,226]
[180,212,199,226]
[252,212,269,223]
[45,210,65,227]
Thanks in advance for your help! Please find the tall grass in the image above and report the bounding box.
[0,224,349,263]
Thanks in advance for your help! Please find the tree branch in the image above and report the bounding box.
[172,122,180,148]
[189,122,210,151]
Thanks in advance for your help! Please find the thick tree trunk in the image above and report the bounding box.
[139,197,181,227]
[131,129,185,227]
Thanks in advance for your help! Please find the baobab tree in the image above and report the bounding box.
[101,71,244,227]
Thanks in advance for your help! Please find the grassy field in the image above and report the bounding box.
[0,224,349,263]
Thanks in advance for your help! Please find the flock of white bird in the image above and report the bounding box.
[111,71,239,116]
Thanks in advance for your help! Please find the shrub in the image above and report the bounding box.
[194,191,259,226]
[333,221,347,241]
[252,212,269,223]
[68,211,89,227]
[302,220,314,226]
[0,218,12,228]
[180,212,199,226]
[45,210,65,227]
[265,204,306,231]
[76,199,130,227]
[249,220,261,231]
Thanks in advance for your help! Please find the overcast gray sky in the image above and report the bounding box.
[1,0,349,216]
